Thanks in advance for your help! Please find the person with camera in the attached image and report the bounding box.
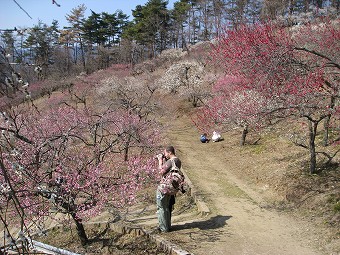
[155,145,182,232]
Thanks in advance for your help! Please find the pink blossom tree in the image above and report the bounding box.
[200,19,340,174]
[193,75,271,145]
[0,97,162,247]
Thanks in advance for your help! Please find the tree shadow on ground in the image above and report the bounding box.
[171,215,232,231]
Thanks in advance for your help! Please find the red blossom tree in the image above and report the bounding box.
[197,19,340,174]
[193,75,270,145]
[0,96,162,247]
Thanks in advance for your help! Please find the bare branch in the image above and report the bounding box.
[12,0,32,19]
[294,47,340,69]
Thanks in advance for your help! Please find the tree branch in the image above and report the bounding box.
[0,127,33,144]
[294,47,340,69]
[12,0,32,19]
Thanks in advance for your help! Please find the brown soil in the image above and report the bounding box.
[36,225,167,255]
[36,105,339,255]
[5,45,339,254]
[157,108,340,255]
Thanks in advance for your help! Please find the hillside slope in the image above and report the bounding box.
[4,46,338,254]
[159,107,339,255]
[32,100,339,255]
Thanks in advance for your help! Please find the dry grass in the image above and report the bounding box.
[36,224,166,255]
[4,45,340,254]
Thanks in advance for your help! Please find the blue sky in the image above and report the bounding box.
[0,0,176,30]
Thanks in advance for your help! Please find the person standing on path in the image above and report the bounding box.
[156,145,182,232]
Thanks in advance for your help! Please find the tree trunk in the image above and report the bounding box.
[323,96,335,147]
[308,120,317,174]
[323,115,331,146]
[192,95,198,107]
[79,35,86,72]
[124,135,131,161]
[72,214,88,246]
[240,125,248,146]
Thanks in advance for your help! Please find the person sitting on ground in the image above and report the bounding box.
[200,133,209,143]
[211,131,222,142]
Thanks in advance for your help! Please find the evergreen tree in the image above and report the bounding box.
[115,10,130,45]
[1,31,15,63]
[170,0,191,48]
[64,4,87,69]
[24,20,60,68]
[82,10,106,45]
[124,0,170,58]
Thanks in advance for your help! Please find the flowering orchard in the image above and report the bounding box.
[0,92,162,247]
[192,75,271,146]
[195,19,340,174]
[160,60,214,107]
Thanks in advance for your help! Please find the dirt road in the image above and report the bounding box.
[161,114,330,255]
[24,109,337,255]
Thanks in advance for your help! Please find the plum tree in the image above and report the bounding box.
[0,93,161,247]
[197,19,340,174]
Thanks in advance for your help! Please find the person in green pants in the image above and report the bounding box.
[156,146,182,232]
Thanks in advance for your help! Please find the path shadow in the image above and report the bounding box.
[171,215,232,231]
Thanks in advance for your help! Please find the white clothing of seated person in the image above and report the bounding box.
[211,131,222,142]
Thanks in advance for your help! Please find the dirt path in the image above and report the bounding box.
[162,114,327,255]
